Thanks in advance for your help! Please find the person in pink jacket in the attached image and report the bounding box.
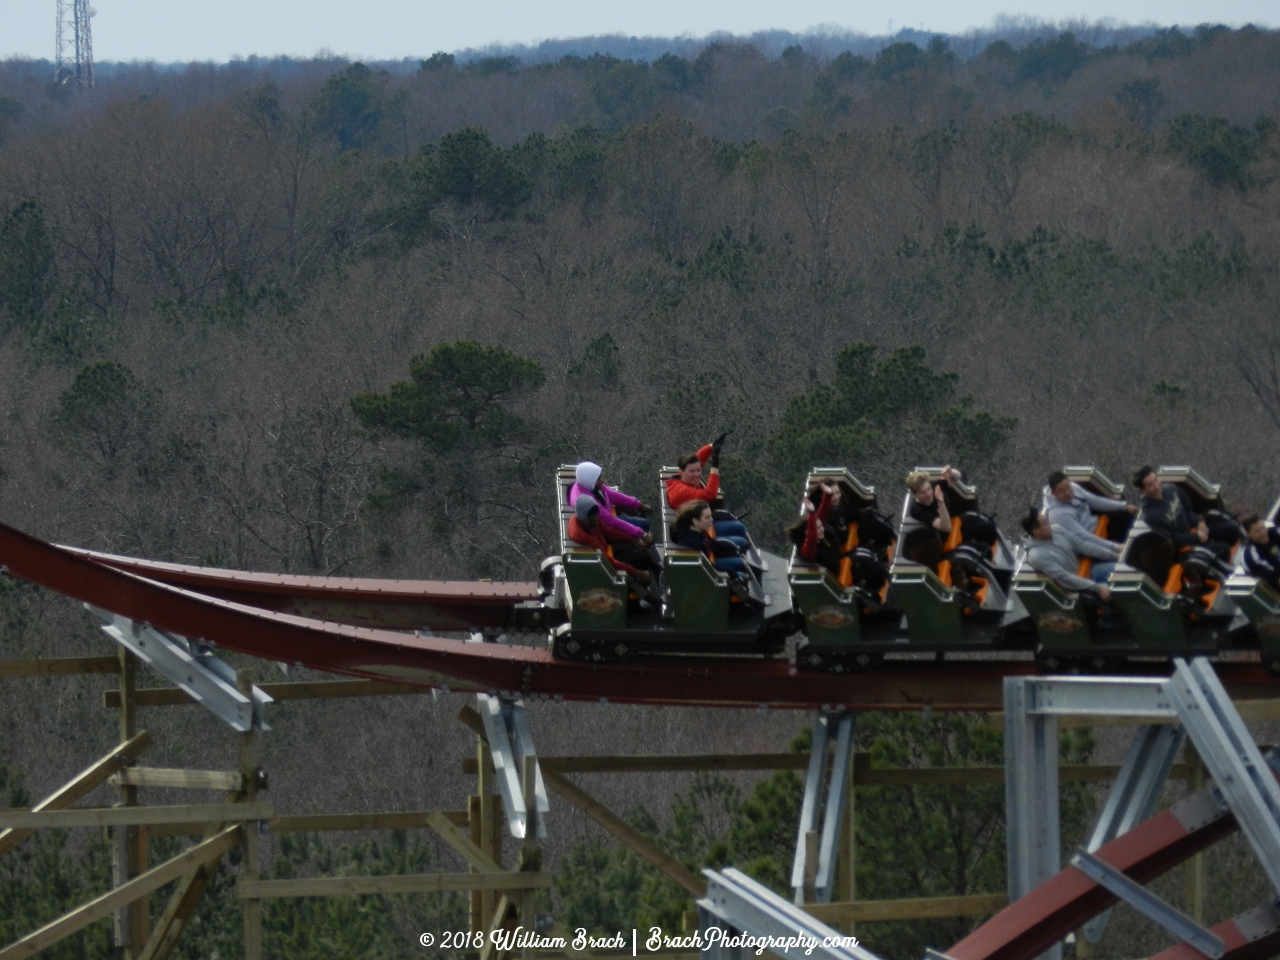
[568,461,653,543]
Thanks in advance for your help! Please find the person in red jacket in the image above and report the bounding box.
[666,435,727,509]
[665,433,751,545]
[567,496,654,585]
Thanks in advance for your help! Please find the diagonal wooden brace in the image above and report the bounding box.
[0,825,239,960]
[0,730,151,860]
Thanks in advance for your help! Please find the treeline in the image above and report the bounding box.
[0,26,1277,578]
[2,26,1279,147]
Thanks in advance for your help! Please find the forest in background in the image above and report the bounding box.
[1,22,1279,958]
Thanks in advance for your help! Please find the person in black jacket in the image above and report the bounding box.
[1133,466,1210,548]
[1242,514,1280,594]
[671,500,747,576]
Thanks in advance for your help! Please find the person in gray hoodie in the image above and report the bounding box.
[1021,509,1113,602]
[1041,470,1133,583]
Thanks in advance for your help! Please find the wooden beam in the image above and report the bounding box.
[426,811,503,872]
[463,756,1188,785]
[138,789,243,960]
[146,809,469,837]
[0,731,151,859]
[0,656,120,677]
[0,802,273,830]
[103,678,423,709]
[137,860,218,960]
[110,768,243,791]
[0,826,239,960]
[464,754,810,775]
[803,892,1009,923]
[541,769,706,898]
[239,872,552,899]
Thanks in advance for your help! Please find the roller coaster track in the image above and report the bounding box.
[2,520,1277,711]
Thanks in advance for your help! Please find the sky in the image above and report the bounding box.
[1,0,1275,63]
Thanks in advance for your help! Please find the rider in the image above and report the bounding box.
[666,433,749,546]
[567,495,655,585]
[671,500,748,576]
[1021,509,1113,603]
[1241,514,1280,594]
[1042,470,1133,573]
[568,461,652,541]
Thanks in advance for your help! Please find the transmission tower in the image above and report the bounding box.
[54,0,95,88]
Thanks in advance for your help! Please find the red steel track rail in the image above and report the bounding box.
[947,775,1279,960]
[1148,906,1280,960]
[57,545,537,630]
[3,520,1278,710]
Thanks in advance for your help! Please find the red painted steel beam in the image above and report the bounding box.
[2,520,1278,709]
[1147,904,1280,960]
[947,780,1274,960]
[0,520,1025,710]
[58,545,537,630]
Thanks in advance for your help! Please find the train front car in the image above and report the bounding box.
[547,465,793,662]
[790,468,902,671]
[1014,466,1135,669]
[888,467,1027,655]
[1226,489,1280,673]
[1101,465,1246,664]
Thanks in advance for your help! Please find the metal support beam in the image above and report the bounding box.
[792,712,856,905]
[701,867,882,960]
[1068,849,1224,959]
[1083,723,1186,943]
[1166,657,1280,894]
[1004,679,1060,903]
[477,695,548,840]
[91,608,271,732]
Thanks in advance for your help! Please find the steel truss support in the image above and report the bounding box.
[700,867,882,960]
[476,695,548,839]
[791,711,855,905]
[91,607,271,732]
[1083,723,1186,943]
[1068,849,1223,958]
[961,660,1280,960]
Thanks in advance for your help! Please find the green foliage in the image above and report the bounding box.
[157,272,294,329]
[567,333,623,393]
[420,52,456,72]
[1124,25,1228,62]
[1016,33,1092,85]
[1167,113,1265,188]
[872,43,926,81]
[769,343,1016,489]
[53,361,160,465]
[0,200,57,333]
[1115,78,1167,127]
[310,63,401,153]
[395,127,532,232]
[351,341,545,455]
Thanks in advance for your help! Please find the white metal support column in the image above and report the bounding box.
[1004,677,1060,903]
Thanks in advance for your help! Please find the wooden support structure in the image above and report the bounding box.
[102,678,426,709]
[462,755,1191,784]
[115,647,148,956]
[0,826,240,960]
[806,893,1010,923]
[139,788,243,960]
[237,670,264,960]
[110,767,243,791]
[541,768,706,897]
[0,730,151,859]
[241,872,551,898]
[0,803,275,829]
